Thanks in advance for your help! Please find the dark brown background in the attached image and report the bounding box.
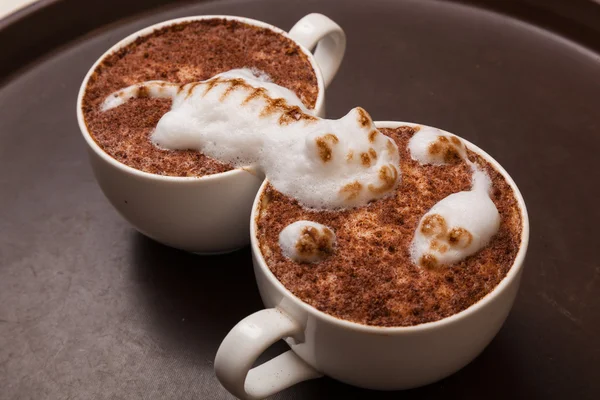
[1,0,599,398]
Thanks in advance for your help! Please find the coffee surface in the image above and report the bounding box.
[256,126,522,327]
[82,19,318,177]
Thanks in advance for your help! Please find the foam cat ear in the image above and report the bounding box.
[337,107,376,133]
[354,107,374,129]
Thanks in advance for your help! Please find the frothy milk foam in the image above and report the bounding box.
[408,127,500,268]
[102,68,400,210]
[103,71,500,268]
[279,221,336,263]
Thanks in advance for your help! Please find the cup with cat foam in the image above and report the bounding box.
[76,14,345,253]
[214,121,529,399]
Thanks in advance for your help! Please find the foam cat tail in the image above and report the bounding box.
[101,81,181,111]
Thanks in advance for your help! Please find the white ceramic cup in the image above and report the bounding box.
[76,14,346,253]
[215,121,530,399]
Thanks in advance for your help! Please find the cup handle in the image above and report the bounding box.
[288,13,346,88]
[215,308,322,399]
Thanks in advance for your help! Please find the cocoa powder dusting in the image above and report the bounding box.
[256,127,523,327]
[82,19,318,177]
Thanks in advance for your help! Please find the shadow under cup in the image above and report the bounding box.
[76,14,345,254]
[214,121,530,399]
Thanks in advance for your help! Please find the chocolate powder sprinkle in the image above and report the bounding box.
[256,127,523,327]
[83,19,318,177]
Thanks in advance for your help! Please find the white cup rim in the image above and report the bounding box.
[76,14,325,183]
[250,120,530,334]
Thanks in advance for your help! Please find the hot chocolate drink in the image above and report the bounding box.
[82,18,319,177]
[255,126,522,327]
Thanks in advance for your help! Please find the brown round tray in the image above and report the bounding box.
[1,0,599,398]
